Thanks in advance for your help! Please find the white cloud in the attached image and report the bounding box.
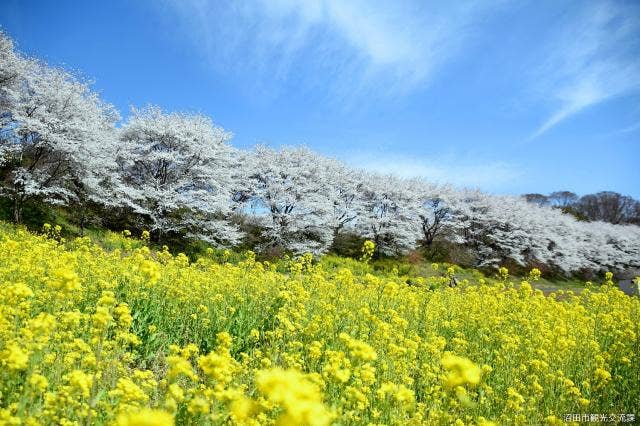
[163,0,494,100]
[598,121,640,139]
[528,2,640,139]
[617,122,640,135]
[348,152,522,192]
[160,1,640,141]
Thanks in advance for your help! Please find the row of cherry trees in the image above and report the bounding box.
[1,32,639,274]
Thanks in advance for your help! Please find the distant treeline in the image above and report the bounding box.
[523,191,640,225]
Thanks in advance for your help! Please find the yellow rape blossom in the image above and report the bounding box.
[256,368,332,426]
[2,343,30,371]
[441,353,482,388]
[116,409,174,426]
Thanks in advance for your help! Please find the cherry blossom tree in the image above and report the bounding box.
[0,32,24,118]
[0,34,120,223]
[117,106,241,246]
[325,159,367,239]
[406,181,460,250]
[0,32,23,177]
[356,174,421,256]
[243,145,337,254]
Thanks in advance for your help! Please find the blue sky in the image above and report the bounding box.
[1,0,639,197]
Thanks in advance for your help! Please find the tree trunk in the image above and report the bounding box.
[13,196,22,224]
[79,209,86,236]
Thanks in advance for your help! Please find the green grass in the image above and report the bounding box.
[0,199,613,295]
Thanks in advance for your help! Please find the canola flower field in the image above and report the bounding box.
[0,223,638,425]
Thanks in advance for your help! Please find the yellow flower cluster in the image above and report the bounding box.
[256,368,332,425]
[360,240,376,263]
[528,268,542,281]
[0,222,638,425]
[441,353,482,388]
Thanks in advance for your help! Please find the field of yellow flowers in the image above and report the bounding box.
[0,222,638,425]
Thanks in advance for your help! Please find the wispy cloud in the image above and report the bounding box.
[160,1,640,141]
[597,121,640,139]
[348,152,522,192]
[616,122,640,135]
[528,1,640,140]
[163,0,494,101]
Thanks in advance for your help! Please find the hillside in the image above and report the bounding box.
[0,222,638,425]
[2,30,640,280]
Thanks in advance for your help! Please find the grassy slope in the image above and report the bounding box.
[0,200,599,295]
[68,225,593,294]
